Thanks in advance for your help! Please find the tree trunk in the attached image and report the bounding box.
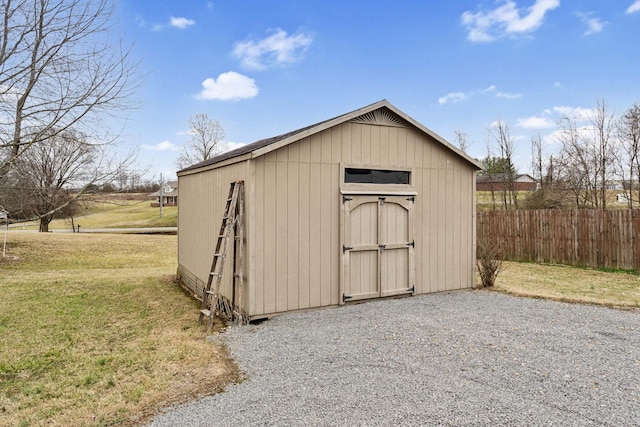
[39,215,52,232]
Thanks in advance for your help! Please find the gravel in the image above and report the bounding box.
[148,291,640,426]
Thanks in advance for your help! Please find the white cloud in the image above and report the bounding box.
[496,91,522,99]
[438,85,520,105]
[554,81,562,88]
[516,116,556,129]
[142,140,178,151]
[438,92,467,105]
[145,16,195,31]
[223,142,247,153]
[575,12,607,36]
[233,28,313,70]
[170,16,195,29]
[552,105,594,121]
[626,1,640,14]
[461,0,560,42]
[197,71,258,101]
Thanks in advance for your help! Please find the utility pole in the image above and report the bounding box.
[159,173,164,218]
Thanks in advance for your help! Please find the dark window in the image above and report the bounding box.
[345,168,410,184]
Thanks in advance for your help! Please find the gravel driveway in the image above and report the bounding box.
[149,291,640,426]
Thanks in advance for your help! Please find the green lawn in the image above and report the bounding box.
[10,199,177,231]
[494,261,640,308]
[0,232,237,427]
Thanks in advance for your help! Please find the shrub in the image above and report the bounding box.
[476,237,504,287]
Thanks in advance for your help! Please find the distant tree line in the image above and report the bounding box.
[0,0,140,231]
[478,99,640,210]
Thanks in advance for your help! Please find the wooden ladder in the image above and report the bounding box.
[199,181,245,330]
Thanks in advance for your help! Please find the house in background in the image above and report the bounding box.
[149,181,178,207]
[476,173,538,192]
[177,99,482,321]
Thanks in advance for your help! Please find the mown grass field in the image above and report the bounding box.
[0,232,237,427]
[10,198,177,231]
[495,261,640,308]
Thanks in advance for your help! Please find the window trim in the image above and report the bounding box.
[340,164,416,195]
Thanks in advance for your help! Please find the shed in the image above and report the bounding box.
[476,173,538,192]
[177,100,482,321]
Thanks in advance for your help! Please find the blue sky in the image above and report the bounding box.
[116,0,640,180]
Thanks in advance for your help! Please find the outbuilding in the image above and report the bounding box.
[177,100,482,321]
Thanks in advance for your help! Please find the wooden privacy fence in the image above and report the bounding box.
[477,209,640,270]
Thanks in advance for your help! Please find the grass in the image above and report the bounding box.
[10,199,177,231]
[0,232,238,427]
[476,190,631,210]
[493,261,640,308]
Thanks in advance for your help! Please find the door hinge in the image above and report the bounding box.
[343,294,353,302]
[407,240,415,248]
[406,196,415,202]
[379,244,386,251]
[408,286,415,293]
[343,245,352,253]
[342,196,353,203]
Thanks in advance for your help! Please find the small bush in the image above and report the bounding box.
[476,238,504,287]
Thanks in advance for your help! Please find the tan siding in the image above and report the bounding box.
[248,162,257,315]
[179,119,478,319]
[398,128,408,167]
[412,168,423,294]
[299,137,310,163]
[331,128,342,164]
[413,130,424,168]
[276,145,288,162]
[341,124,352,163]
[376,126,395,166]
[453,170,462,289]
[330,163,341,305]
[288,140,300,163]
[320,163,332,306]
[308,162,322,307]
[275,162,288,313]
[429,169,439,292]
[263,159,277,314]
[351,124,362,163]
[177,160,251,313]
[368,125,378,165]
[287,163,300,310]
[298,163,311,309]
[254,159,265,315]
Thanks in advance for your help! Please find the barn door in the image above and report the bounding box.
[342,195,415,302]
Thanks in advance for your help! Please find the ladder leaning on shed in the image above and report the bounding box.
[199,180,246,330]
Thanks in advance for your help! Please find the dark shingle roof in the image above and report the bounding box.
[177,107,356,173]
[177,100,483,174]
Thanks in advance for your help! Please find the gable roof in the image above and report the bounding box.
[178,100,482,175]
[476,173,536,184]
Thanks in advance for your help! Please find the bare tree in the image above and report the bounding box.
[176,113,227,170]
[0,0,139,180]
[489,119,518,209]
[454,130,470,153]
[556,100,616,209]
[2,128,134,231]
[531,133,543,186]
[618,103,640,208]
[591,100,616,209]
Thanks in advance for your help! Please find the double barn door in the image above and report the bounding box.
[341,195,415,302]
